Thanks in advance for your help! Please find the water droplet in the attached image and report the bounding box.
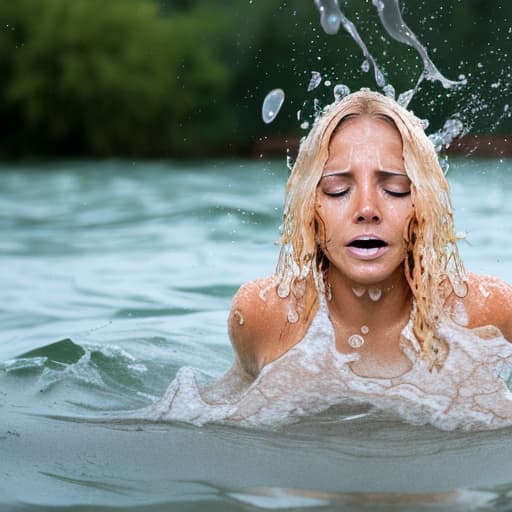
[324,80,332,87]
[333,84,350,102]
[352,286,366,298]
[361,59,370,73]
[348,334,365,348]
[262,89,285,124]
[307,71,322,92]
[233,310,245,326]
[277,282,290,298]
[300,121,310,130]
[287,307,299,324]
[368,288,382,301]
[314,0,342,35]
[361,325,369,335]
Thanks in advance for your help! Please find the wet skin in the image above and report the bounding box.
[228,116,512,378]
[316,115,413,288]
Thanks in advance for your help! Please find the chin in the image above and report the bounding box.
[335,261,406,287]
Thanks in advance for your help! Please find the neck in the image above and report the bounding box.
[326,266,412,333]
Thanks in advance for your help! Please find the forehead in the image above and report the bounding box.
[329,115,402,149]
[325,115,404,169]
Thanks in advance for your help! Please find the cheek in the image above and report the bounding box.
[387,200,413,227]
[315,203,345,249]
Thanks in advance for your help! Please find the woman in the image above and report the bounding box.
[229,90,512,378]
[152,90,512,430]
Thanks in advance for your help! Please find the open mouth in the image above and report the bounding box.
[347,238,388,249]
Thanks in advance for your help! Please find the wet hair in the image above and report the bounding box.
[274,89,466,370]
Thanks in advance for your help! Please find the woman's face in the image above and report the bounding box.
[316,115,413,286]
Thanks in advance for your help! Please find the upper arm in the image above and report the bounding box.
[227,278,275,378]
[464,273,512,341]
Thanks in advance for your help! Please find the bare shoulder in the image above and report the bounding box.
[228,276,315,377]
[460,272,512,340]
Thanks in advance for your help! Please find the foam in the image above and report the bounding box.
[144,297,512,431]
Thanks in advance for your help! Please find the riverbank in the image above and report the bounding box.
[252,134,512,159]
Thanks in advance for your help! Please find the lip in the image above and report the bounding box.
[345,235,388,261]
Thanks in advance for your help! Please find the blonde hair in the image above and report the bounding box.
[274,90,466,370]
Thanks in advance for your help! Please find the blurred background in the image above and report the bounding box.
[0,0,510,159]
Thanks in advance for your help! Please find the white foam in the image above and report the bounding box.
[143,297,512,431]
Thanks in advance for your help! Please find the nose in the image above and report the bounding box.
[352,186,381,224]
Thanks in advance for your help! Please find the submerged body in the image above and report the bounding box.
[147,274,512,430]
[153,91,512,430]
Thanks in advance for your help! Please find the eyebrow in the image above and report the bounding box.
[320,170,409,179]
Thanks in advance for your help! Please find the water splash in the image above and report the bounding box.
[333,84,350,102]
[428,118,465,153]
[307,71,322,92]
[397,89,415,108]
[313,0,342,35]
[314,0,386,88]
[372,0,466,90]
[382,84,395,100]
[313,0,466,99]
[262,89,285,124]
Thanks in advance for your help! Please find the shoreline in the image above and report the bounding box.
[252,134,512,159]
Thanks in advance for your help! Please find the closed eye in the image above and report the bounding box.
[324,189,349,197]
[385,190,410,198]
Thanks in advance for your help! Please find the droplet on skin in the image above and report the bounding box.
[258,280,276,301]
[479,284,490,299]
[287,306,299,323]
[262,89,285,124]
[452,299,469,326]
[369,288,382,302]
[348,334,365,348]
[277,282,290,299]
[361,325,369,335]
[326,283,333,301]
[233,310,245,326]
[352,287,366,298]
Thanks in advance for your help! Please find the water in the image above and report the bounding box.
[313,0,465,90]
[262,89,285,124]
[1,159,512,511]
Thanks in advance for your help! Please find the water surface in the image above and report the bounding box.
[1,158,512,511]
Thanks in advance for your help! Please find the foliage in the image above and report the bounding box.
[0,0,231,157]
[0,0,510,158]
